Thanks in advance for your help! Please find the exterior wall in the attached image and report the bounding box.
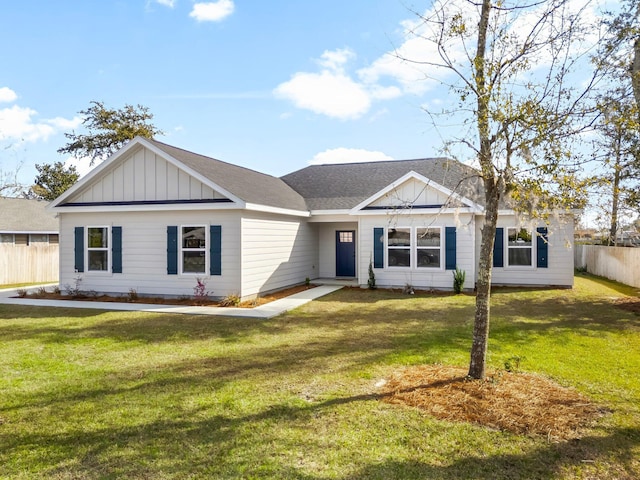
[370,178,451,208]
[59,210,241,297]
[240,213,318,298]
[0,244,58,284]
[358,213,476,290]
[575,245,640,288]
[69,146,227,203]
[477,214,575,287]
[317,222,358,278]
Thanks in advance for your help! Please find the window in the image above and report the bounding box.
[0,234,14,244]
[339,231,353,243]
[507,227,532,266]
[29,234,48,244]
[388,228,411,267]
[14,234,29,246]
[49,234,59,245]
[416,227,441,268]
[87,227,109,271]
[181,226,207,274]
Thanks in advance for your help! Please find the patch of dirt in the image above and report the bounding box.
[18,284,317,308]
[614,297,640,315]
[379,365,607,440]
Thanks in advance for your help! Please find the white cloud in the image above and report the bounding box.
[309,147,394,165]
[155,0,175,6]
[0,104,81,143]
[0,87,18,103]
[274,70,371,120]
[190,0,234,22]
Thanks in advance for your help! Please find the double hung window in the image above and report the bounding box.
[507,227,532,266]
[387,227,442,269]
[87,227,109,271]
[181,226,207,274]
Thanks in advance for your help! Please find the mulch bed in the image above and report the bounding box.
[379,365,606,440]
[18,284,316,308]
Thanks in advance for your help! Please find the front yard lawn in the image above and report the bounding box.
[1,274,639,479]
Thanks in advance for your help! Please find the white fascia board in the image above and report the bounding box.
[356,207,480,216]
[349,170,481,214]
[0,230,58,234]
[309,209,352,216]
[244,203,311,218]
[52,202,245,214]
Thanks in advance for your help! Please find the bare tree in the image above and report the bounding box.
[403,0,597,378]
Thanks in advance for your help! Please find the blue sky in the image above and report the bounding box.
[1,0,456,186]
[0,0,607,195]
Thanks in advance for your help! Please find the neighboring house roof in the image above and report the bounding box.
[147,139,309,212]
[281,158,483,211]
[0,197,58,233]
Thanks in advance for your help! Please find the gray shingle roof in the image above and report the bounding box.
[281,158,484,211]
[0,197,58,232]
[148,139,309,212]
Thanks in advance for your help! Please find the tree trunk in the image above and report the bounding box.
[609,154,621,246]
[468,0,495,380]
[632,38,640,113]
[469,182,499,379]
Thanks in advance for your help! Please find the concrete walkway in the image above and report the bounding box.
[0,284,343,319]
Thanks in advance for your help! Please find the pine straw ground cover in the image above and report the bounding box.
[380,364,606,441]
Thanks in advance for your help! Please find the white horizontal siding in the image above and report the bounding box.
[59,210,241,297]
[358,214,476,290]
[240,213,318,298]
[68,146,226,204]
[477,214,574,287]
[317,222,358,278]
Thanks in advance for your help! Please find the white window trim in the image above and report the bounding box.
[179,224,209,276]
[416,226,444,270]
[505,227,535,269]
[86,226,111,274]
[386,226,445,271]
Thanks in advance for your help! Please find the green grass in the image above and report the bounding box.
[1,274,639,479]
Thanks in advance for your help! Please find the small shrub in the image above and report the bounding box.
[452,267,466,294]
[127,288,139,302]
[65,274,83,297]
[52,286,61,295]
[367,260,377,290]
[35,286,48,298]
[504,355,525,373]
[16,288,27,298]
[220,293,241,307]
[193,278,212,301]
[305,277,311,287]
[402,284,415,295]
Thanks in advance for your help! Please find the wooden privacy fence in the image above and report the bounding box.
[0,245,58,284]
[574,245,640,288]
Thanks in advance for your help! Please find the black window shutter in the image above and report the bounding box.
[445,227,456,270]
[74,227,84,272]
[167,226,178,275]
[536,227,548,268]
[493,228,504,268]
[373,227,384,268]
[210,225,222,276]
[112,226,122,274]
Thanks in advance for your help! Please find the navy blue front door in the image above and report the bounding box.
[336,230,356,277]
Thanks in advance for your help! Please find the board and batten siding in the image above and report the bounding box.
[317,222,358,278]
[369,178,454,208]
[69,146,227,204]
[59,211,241,297]
[240,213,318,298]
[478,214,574,287]
[358,214,476,290]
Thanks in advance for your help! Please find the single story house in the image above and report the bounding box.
[48,137,575,299]
[0,197,59,284]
